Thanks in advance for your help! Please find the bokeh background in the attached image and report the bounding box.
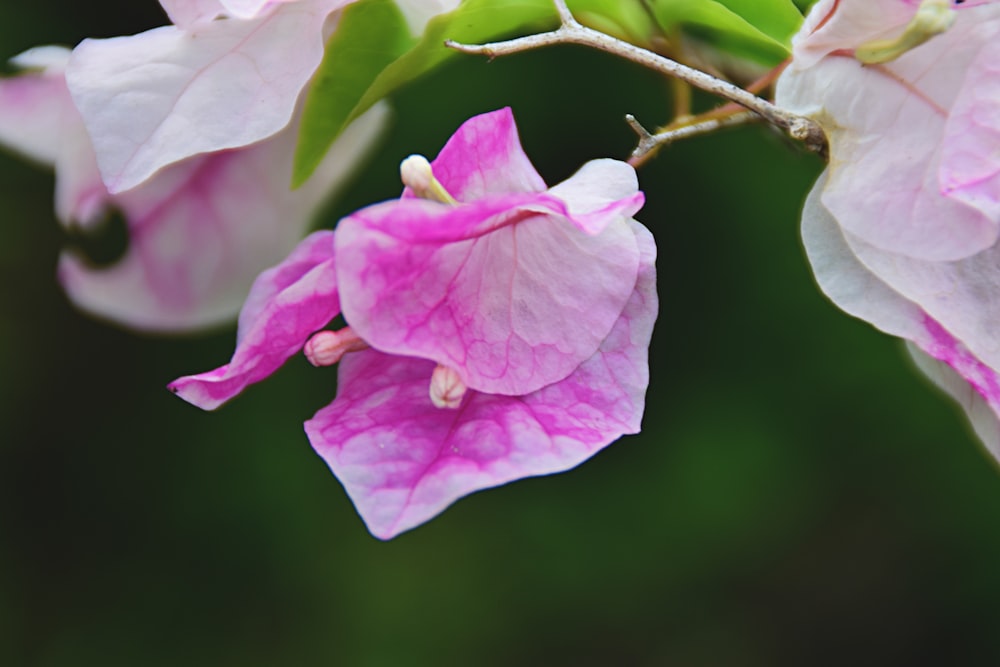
[4,2,1000,665]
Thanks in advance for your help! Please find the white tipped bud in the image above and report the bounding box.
[429,364,467,409]
[399,153,457,204]
[400,154,434,193]
[304,327,368,367]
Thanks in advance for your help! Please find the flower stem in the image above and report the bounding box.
[626,111,758,167]
[445,0,827,156]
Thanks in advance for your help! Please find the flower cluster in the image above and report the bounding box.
[0,0,654,539]
[170,108,658,539]
[777,0,1000,456]
[14,0,999,539]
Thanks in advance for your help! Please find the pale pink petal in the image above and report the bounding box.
[940,34,1000,221]
[219,0,301,18]
[422,107,548,201]
[791,1,998,67]
[0,47,72,168]
[393,0,461,34]
[168,231,340,410]
[803,173,1000,461]
[801,171,929,341]
[161,0,303,25]
[797,135,1000,380]
[542,158,645,235]
[59,103,388,331]
[159,0,229,25]
[840,213,1000,388]
[336,192,642,396]
[51,125,108,229]
[0,48,112,228]
[777,9,1000,261]
[307,221,656,539]
[65,0,347,193]
[790,0,915,68]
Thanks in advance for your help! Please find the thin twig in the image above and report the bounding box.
[445,0,827,155]
[626,111,758,167]
[552,0,575,24]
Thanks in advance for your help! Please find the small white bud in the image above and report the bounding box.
[400,154,434,193]
[429,364,467,409]
[399,153,457,204]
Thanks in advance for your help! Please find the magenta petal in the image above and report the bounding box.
[427,107,547,201]
[909,340,1000,458]
[903,312,1000,462]
[307,221,656,539]
[336,194,641,395]
[338,109,644,394]
[168,231,340,410]
[235,240,336,346]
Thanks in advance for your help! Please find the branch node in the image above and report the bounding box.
[624,114,653,141]
[553,0,577,26]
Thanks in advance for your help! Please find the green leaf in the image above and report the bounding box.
[293,0,561,187]
[712,0,803,45]
[570,0,658,44]
[292,0,416,188]
[346,0,559,127]
[652,0,804,67]
[294,0,784,186]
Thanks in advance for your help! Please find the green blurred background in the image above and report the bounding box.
[4,2,1000,665]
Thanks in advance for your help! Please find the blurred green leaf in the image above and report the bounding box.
[570,0,657,44]
[712,0,803,44]
[294,0,563,187]
[293,0,415,188]
[652,0,803,66]
[344,0,559,125]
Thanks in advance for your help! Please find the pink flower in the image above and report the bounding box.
[802,177,1000,459]
[65,0,461,193]
[66,0,354,193]
[779,0,1000,458]
[777,0,1000,262]
[0,46,387,330]
[170,108,658,539]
